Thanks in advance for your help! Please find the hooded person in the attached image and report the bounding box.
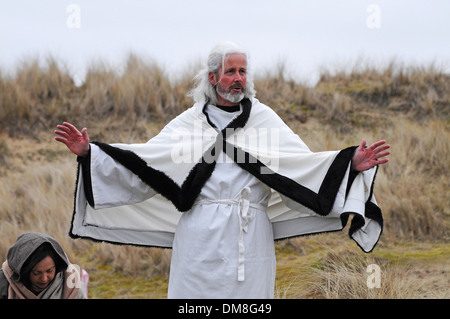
[54,41,390,298]
[0,232,86,299]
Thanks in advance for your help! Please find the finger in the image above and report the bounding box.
[375,158,389,165]
[376,151,390,158]
[374,144,390,153]
[81,128,89,142]
[54,130,69,138]
[368,140,386,150]
[54,136,69,145]
[56,124,71,134]
[62,122,80,133]
[358,138,367,150]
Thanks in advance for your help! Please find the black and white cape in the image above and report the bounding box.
[70,97,383,253]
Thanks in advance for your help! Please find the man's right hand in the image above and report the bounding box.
[54,122,90,157]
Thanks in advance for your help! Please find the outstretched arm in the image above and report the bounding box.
[351,139,390,171]
[54,122,90,157]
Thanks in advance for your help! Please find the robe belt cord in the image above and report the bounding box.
[193,187,265,281]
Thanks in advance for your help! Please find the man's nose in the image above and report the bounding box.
[233,72,243,82]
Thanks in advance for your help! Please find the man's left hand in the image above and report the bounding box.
[352,139,390,171]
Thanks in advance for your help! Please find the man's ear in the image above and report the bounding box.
[208,72,217,86]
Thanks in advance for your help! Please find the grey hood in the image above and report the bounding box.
[6,232,69,282]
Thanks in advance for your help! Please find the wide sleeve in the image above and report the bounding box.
[68,107,202,247]
[86,143,157,209]
[241,100,383,252]
[70,145,181,247]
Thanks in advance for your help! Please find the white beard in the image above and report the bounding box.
[216,84,245,104]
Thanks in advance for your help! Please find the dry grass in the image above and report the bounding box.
[377,118,449,240]
[0,55,448,298]
[274,236,449,299]
[307,249,448,299]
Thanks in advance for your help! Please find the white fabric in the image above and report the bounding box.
[167,104,275,298]
[192,189,267,283]
[72,98,381,249]
[70,97,383,298]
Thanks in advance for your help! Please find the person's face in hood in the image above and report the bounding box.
[29,256,56,292]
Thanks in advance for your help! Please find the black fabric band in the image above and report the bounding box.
[214,104,241,112]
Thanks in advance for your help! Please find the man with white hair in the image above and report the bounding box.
[55,41,390,298]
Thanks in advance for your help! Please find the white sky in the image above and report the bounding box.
[1,0,449,86]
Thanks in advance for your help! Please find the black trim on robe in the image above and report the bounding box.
[71,98,383,249]
[215,104,241,112]
[77,149,94,207]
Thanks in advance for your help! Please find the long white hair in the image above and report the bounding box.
[188,41,256,104]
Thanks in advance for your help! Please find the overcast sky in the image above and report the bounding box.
[1,0,449,85]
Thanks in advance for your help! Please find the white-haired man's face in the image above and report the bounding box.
[208,53,247,106]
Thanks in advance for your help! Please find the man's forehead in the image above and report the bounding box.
[223,53,247,67]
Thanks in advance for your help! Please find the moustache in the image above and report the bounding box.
[229,83,244,91]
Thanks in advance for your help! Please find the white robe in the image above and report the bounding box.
[168,104,275,298]
[69,98,384,299]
